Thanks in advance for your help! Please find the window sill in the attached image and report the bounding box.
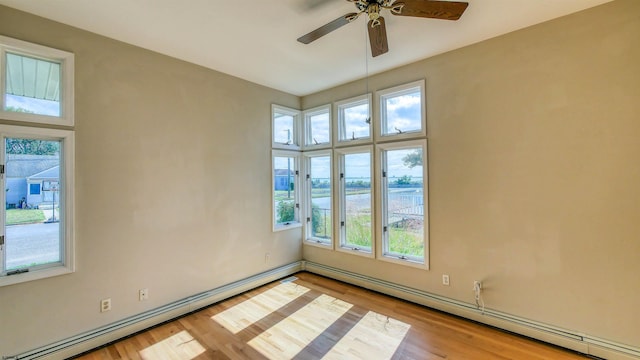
[335,138,372,148]
[336,246,374,258]
[273,222,302,232]
[0,265,74,287]
[375,131,426,143]
[377,254,429,270]
[303,239,332,249]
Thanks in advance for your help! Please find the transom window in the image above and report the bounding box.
[336,94,371,144]
[377,80,425,139]
[303,105,331,149]
[1,35,74,126]
[272,105,301,150]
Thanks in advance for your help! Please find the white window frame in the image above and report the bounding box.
[302,150,333,248]
[0,35,75,127]
[335,145,375,258]
[0,124,75,287]
[376,80,425,141]
[335,93,372,146]
[376,139,429,269]
[302,104,332,150]
[272,150,302,231]
[272,104,301,150]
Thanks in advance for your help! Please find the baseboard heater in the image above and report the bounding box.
[4,260,638,360]
[302,261,640,360]
[2,262,303,360]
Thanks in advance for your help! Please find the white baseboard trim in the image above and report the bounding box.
[6,260,638,360]
[301,261,640,360]
[3,262,303,360]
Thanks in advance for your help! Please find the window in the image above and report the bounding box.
[272,104,303,231]
[377,80,425,139]
[272,150,301,231]
[377,140,428,267]
[336,94,371,144]
[1,125,75,286]
[336,146,374,255]
[30,183,41,195]
[303,151,332,246]
[272,105,301,150]
[303,105,331,149]
[289,80,429,269]
[1,35,74,126]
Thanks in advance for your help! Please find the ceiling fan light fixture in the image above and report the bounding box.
[297,0,469,57]
[368,3,381,25]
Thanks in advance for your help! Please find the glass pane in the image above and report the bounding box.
[343,153,372,251]
[5,53,61,117]
[308,112,330,145]
[273,112,294,145]
[382,90,421,135]
[274,156,296,225]
[310,156,331,242]
[4,138,62,271]
[384,148,424,259]
[340,102,369,141]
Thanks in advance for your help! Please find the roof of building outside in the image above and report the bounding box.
[28,165,60,180]
[6,154,59,178]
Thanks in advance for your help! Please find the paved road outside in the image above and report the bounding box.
[5,222,60,269]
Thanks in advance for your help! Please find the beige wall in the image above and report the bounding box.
[303,0,639,349]
[0,6,302,355]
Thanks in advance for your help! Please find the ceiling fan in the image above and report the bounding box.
[297,0,469,57]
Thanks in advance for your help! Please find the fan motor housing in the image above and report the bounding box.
[354,0,393,12]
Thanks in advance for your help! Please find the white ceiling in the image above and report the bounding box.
[0,0,612,96]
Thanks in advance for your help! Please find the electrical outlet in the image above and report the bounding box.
[100,298,111,313]
[265,252,270,263]
[442,274,450,286]
[139,288,149,301]
[473,281,482,292]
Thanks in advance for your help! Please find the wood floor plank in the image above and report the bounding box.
[74,272,590,360]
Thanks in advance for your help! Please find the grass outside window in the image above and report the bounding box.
[6,209,46,225]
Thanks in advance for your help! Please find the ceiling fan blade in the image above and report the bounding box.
[368,17,389,57]
[297,12,359,44]
[391,0,468,20]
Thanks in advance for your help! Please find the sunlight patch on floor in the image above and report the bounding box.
[248,294,353,359]
[139,330,205,360]
[212,282,310,334]
[323,311,411,359]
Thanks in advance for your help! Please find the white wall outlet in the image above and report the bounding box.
[100,298,111,312]
[442,274,450,286]
[139,288,149,301]
[265,252,270,263]
[473,281,482,292]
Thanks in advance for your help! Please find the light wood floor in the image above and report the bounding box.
[75,272,590,360]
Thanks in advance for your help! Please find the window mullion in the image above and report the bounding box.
[381,151,389,255]
[339,157,346,246]
[1,139,4,273]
